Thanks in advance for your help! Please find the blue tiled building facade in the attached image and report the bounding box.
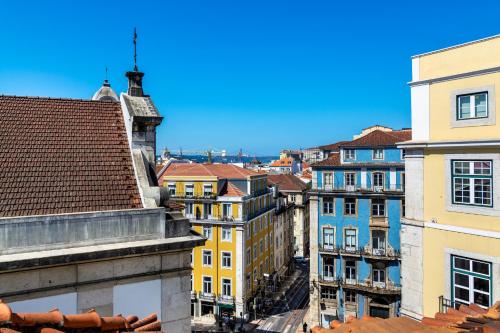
[309,128,411,326]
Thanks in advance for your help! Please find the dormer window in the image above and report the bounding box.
[344,149,355,161]
[457,92,488,120]
[373,149,384,160]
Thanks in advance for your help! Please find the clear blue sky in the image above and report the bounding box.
[1,1,498,155]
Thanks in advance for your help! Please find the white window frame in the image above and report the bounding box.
[167,183,176,196]
[202,250,212,267]
[203,225,212,240]
[202,276,212,294]
[185,184,194,197]
[344,198,356,216]
[373,268,386,288]
[221,226,232,242]
[222,203,232,219]
[322,227,334,250]
[344,229,357,252]
[221,251,232,269]
[371,230,386,255]
[451,255,492,308]
[185,202,194,217]
[322,256,335,281]
[203,184,213,197]
[372,172,384,191]
[373,148,384,160]
[344,149,356,161]
[323,172,333,190]
[345,260,356,284]
[221,278,232,297]
[457,92,488,120]
[322,197,334,215]
[452,160,493,207]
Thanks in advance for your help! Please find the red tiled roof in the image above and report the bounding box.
[220,182,246,197]
[0,96,142,217]
[270,158,293,167]
[162,163,258,179]
[312,301,500,333]
[311,152,341,167]
[317,141,350,151]
[341,129,412,148]
[0,300,164,332]
[267,174,308,192]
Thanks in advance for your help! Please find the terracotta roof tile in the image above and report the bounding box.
[269,157,293,167]
[219,182,246,197]
[311,152,341,167]
[0,300,164,333]
[311,301,500,333]
[0,95,142,217]
[317,141,351,151]
[341,129,412,148]
[162,163,258,179]
[267,174,308,192]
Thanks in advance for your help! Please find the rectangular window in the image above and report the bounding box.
[373,268,386,286]
[290,194,296,202]
[344,149,355,160]
[345,290,356,303]
[222,252,232,268]
[344,198,356,215]
[185,184,194,197]
[322,228,334,250]
[222,278,231,297]
[452,255,492,308]
[372,172,384,191]
[457,92,488,120]
[452,160,493,207]
[221,227,232,241]
[322,257,335,281]
[373,148,384,160]
[401,199,406,218]
[203,226,212,240]
[203,276,212,294]
[202,250,212,266]
[185,203,193,217]
[253,245,258,259]
[203,184,213,197]
[345,229,357,252]
[345,173,356,191]
[323,197,334,214]
[168,184,176,195]
[222,203,232,219]
[371,199,385,217]
[371,230,386,255]
[345,260,356,283]
[323,172,333,189]
[203,203,212,219]
[260,239,264,253]
[320,286,337,300]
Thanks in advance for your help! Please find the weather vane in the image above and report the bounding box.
[133,27,138,71]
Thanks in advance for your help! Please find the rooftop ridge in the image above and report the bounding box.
[0,94,120,104]
[411,34,500,59]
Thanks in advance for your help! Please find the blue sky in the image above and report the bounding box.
[0,1,498,155]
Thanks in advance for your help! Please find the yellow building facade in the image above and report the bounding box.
[159,163,276,320]
[400,35,500,319]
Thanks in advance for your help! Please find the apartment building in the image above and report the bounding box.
[158,163,276,321]
[309,127,411,326]
[399,35,500,319]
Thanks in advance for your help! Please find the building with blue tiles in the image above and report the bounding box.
[308,126,411,327]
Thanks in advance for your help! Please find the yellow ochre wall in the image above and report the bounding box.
[422,227,500,316]
[192,223,237,296]
[417,36,500,81]
[429,72,500,141]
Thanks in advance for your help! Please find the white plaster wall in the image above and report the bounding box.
[411,84,430,141]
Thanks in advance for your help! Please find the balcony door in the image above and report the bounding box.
[322,257,335,281]
[371,230,386,255]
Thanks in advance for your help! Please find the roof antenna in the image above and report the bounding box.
[105,67,108,81]
[133,27,138,71]
[103,67,110,86]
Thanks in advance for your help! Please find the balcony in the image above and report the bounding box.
[246,205,276,221]
[217,295,235,305]
[362,247,400,260]
[339,246,363,257]
[340,279,401,295]
[199,291,216,302]
[170,192,218,200]
[190,214,239,223]
[318,276,341,287]
[319,244,339,255]
[316,183,404,194]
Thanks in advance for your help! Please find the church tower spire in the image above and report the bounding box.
[125,27,145,97]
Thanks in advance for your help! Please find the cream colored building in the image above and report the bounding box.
[399,35,500,319]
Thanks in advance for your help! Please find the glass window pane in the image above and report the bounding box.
[473,277,489,293]
[458,96,471,119]
[472,261,490,275]
[473,292,490,307]
[454,273,469,287]
[475,93,487,118]
[454,286,469,302]
[454,257,470,271]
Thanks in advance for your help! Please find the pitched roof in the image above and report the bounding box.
[0,95,142,218]
[220,182,246,197]
[341,129,412,148]
[270,157,293,167]
[311,152,341,167]
[267,174,308,192]
[162,163,258,179]
[317,141,350,151]
[0,300,164,333]
[312,301,500,333]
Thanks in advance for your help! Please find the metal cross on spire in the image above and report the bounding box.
[133,27,138,71]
